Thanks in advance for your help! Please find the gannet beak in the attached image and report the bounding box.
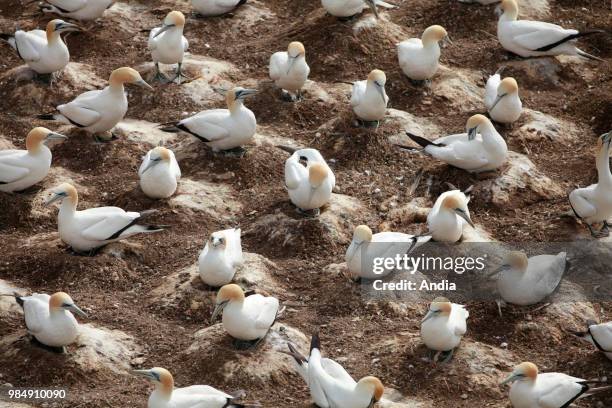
[500,373,519,385]
[45,132,68,143]
[467,127,478,141]
[142,158,161,173]
[136,79,154,90]
[375,82,386,104]
[45,192,66,206]
[210,300,228,323]
[131,369,155,380]
[487,264,510,278]
[154,24,174,38]
[367,396,376,408]
[421,310,435,323]
[454,208,475,228]
[490,94,506,111]
[287,56,297,75]
[443,35,453,47]
[237,89,258,99]
[365,0,379,18]
[57,22,82,32]
[66,303,87,318]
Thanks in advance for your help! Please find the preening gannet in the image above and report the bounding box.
[284,332,384,408]
[149,11,190,83]
[133,367,243,408]
[345,225,431,280]
[14,291,87,351]
[161,87,257,155]
[421,297,469,362]
[484,70,522,124]
[211,284,279,348]
[497,0,603,60]
[0,127,67,193]
[397,25,449,82]
[321,0,396,19]
[269,42,310,101]
[198,228,243,287]
[427,189,474,243]
[351,69,389,126]
[569,132,612,238]
[139,146,181,199]
[45,183,165,253]
[37,67,153,141]
[501,362,612,408]
[192,0,247,16]
[572,320,612,361]
[404,114,508,173]
[40,0,114,21]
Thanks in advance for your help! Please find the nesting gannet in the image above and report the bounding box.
[351,69,389,126]
[149,11,190,83]
[45,183,165,253]
[40,0,114,21]
[269,42,310,101]
[37,67,153,141]
[421,297,469,362]
[427,189,474,243]
[191,0,247,16]
[138,146,181,199]
[161,87,257,155]
[15,291,86,352]
[211,284,279,348]
[321,0,396,19]
[284,333,384,408]
[404,114,508,173]
[397,25,449,83]
[497,0,603,60]
[0,127,67,193]
[133,367,243,408]
[484,70,522,124]
[572,320,612,360]
[345,225,431,280]
[501,362,612,408]
[198,228,243,287]
[569,131,612,238]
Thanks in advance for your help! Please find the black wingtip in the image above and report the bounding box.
[237,0,247,5]
[310,331,321,354]
[0,33,13,41]
[14,292,24,308]
[37,113,55,121]
[406,132,443,148]
[145,224,167,232]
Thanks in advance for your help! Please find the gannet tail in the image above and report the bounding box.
[535,30,605,52]
[0,33,16,50]
[581,385,612,399]
[37,112,60,121]
[576,49,603,62]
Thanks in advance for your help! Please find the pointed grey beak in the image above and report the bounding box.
[131,369,156,380]
[287,55,298,75]
[454,208,475,228]
[365,0,379,18]
[66,303,87,318]
[421,310,436,323]
[467,127,478,141]
[500,373,519,385]
[57,22,81,32]
[45,192,66,206]
[490,93,506,111]
[45,132,68,143]
[142,157,161,173]
[210,301,228,324]
[154,24,174,38]
[237,89,258,99]
[135,79,154,90]
[375,82,386,104]
[487,264,510,278]
[443,35,453,46]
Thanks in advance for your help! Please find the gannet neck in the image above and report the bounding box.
[46,22,59,43]
[228,99,244,115]
[596,143,612,186]
[153,380,173,399]
[500,0,518,22]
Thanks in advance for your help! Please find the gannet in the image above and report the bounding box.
[40,0,114,21]
[404,114,508,173]
[269,42,310,101]
[497,0,603,60]
[45,183,165,253]
[427,189,474,243]
[501,362,612,408]
[0,127,67,193]
[198,228,243,287]
[149,11,190,83]
[421,297,469,362]
[284,332,384,408]
[37,67,153,141]
[133,367,243,408]
[484,70,522,124]
[14,291,86,352]
[397,25,449,83]
[1,19,80,76]
[345,225,431,280]
[138,146,181,199]
[191,0,247,16]
[161,87,257,155]
[351,69,389,126]
[321,0,396,19]
[211,284,279,348]
[572,320,612,360]
[569,131,612,238]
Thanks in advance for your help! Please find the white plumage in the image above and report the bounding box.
[421,298,469,356]
[484,73,522,124]
[269,42,310,99]
[321,0,395,18]
[191,0,246,16]
[397,25,448,81]
[198,228,243,287]
[584,321,612,360]
[138,146,181,199]
[40,0,114,21]
[350,69,389,122]
[427,189,473,243]
[284,148,335,212]
[148,11,189,82]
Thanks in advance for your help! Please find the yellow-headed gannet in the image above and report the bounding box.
[40,0,114,21]
[351,69,389,127]
[269,41,310,101]
[45,183,165,254]
[321,0,396,19]
[484,69,522,124]
[211,284,279,348]
[345,225,431,280]
[161,87,257,156]
[0,127,67,192]
[572,320,612,361]
[198,228,243,287]
[37,67,153,141]
[192,0,247,16]
[421,297,469,362]
[133,367,243,408]
[397,25,450,83]
[427,189,473,243]
[501,362,612,408]
[138,146,181,199]
[569,132,612,238]
[497,0,603,60]
[149,11,190,84]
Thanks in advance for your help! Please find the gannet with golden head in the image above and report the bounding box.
[198,228,243,287]
[138,146,181,199]
[397,25,450,82]
[0,127,67,192]
[269,41,310,101]
[427,189,474,243]
[484,70,522,124]
[321,0,396,19]
[45,183,164,253]
[572,320,612,361]
[149,11,190,83]
[421,297,468,362]
[350,69,389,126]
[40,0,114,21]
[191,0,247,16]
[133,367,244,408]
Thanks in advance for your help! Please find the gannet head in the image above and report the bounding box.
[357,376,384,403]
[441,194,474,228]
[422,297,452,322]
[286,42,306,74]
[46,19,81,39]
[503,251,528,272]
[353,225,373,244]
[49,292,87,317]
[132,367,174,396]
[465,114,491,141]
[501,362,538,385]
[45,183,78,206]
[209,231,227,249]
[141,146,172,173]
[597,131,612,150]
[109,67,153,90]
[363,0,379,19]
[154,11,186,38]
[367,69,387,104]
[422,25,449,46]
[490,78,519,111]
[497,0,519,19]
[25,127,67,153]
[226,87,258,111]
[211,284,245,323]
[309,163,329,188]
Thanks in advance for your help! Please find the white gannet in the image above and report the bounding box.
[211,284,279,348]
[138,146,181,199]
[350,69,389,126]
[191,0,247,16]
[198,228,243,287]
[569,131,612,238]
[572,320,612,360]
[421,297,469,362]
[284,332,385,408]
[497,0,603,60]
[45,183,165,254]
[345,225,431,280]
[484,70,522,124]
[14,291,87,352]
[501,362,612,408]
[1,19,80,76]
[269,41,310,101]
[404,114,508,173]
[427,189,474,243]
[0,127,67,193]
[397,25,449,83]
[133,367,243,408]
[40,0,114,21]
[161,87,257,155]
[149,11,190,84]
[37,67,153,142]
[321,0,396,19]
